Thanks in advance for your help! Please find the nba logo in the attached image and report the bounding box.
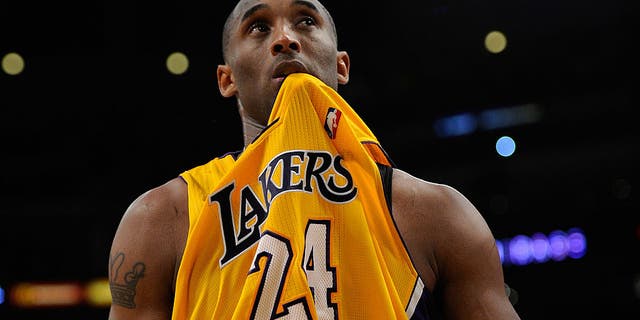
[324,107,341,139]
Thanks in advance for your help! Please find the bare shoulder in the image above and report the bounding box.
[391,167,462,209]
[108,177,188,319]
[391,168,521,319]
[125,177,188,222]
[391,167,497,275]
[391,167,492,236]
[391,168,486,242]
[114,177,188,252]
[390,168,486,289]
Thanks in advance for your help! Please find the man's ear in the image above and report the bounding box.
[217,64,237,97]
[337,51,350,85]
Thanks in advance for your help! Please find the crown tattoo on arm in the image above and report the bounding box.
[109,252,146,309]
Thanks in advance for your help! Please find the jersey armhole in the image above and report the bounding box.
[376,162,393,212]
[375,163,443,320]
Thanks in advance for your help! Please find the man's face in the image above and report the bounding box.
[221,0,346,125]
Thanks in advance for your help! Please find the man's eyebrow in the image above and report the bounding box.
[241,3,268,23]
[293,0,319,13]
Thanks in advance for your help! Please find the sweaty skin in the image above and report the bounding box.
[108,0,522,319]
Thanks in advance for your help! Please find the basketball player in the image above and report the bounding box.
[108,0,522,319]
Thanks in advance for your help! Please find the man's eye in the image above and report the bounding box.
[249,22,269,33]
[299,17,316,26]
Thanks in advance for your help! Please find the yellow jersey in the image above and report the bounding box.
[174,73,435,319]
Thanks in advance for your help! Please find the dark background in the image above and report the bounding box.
[0,0,638,318]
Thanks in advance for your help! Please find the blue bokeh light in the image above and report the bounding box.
[509,235,533,265]
[496,240,505,264]
[530,233,551,263]
[496,136,516,157]
[496,227,586,266]
[433,112,478,137]
[549,230,569,261]
[567,228,588,259]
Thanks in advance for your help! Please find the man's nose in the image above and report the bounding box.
[271,27,301,55]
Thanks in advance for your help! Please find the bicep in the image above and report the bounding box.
[433,187,520,320]
[108,192,176,320]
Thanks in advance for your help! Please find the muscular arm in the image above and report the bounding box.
[108,178,188,320]
[392,169,520,320]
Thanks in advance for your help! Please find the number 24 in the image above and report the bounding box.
[248,220,338,320]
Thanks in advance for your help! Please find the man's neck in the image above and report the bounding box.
[241,116,267,148]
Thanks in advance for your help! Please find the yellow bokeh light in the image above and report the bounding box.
[10,282,83,307]
[485,30,507,54]
[86,278,112,307]
[2,52,25,75]
[166,51,189,75]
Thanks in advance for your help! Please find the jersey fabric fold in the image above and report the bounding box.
[173,73,433,319]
